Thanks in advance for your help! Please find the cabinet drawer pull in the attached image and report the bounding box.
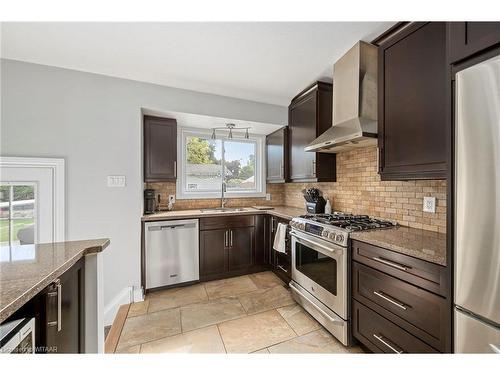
[277,265,288,273]
[373,334,404,354]
[373,291,408,310]
[230,230,233,247]
[372,256,410,271]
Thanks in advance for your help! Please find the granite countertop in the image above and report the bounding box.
[141,205,306,222]
[0,238,110,323]
[350,226,446,266]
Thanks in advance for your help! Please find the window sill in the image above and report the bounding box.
[176,192,267,200]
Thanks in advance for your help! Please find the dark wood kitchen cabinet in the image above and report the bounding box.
[270,215,291,284]
[448,22,500,64]
[37,258,85,353]
[378,22,447,180]
[351,239,450,353]
[143,115,177,182]
[199,215,260,281]
[266,126,289,183]
[288,82,336,182]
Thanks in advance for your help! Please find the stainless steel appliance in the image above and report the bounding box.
[455,53,500,353]
[145,219,199,290]
[305,41,378,153]
[289,213,395,345]
[0,318,35,354]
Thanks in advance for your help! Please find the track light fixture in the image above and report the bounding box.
[210,123,251,140]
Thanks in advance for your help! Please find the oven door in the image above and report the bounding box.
[291,230,347,320]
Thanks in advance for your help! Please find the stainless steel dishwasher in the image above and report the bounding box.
[145,219,199,290]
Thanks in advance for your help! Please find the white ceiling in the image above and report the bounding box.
[142,108,283,135]
[1,22,394,106]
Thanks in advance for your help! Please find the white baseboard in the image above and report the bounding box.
[103,287,133,327]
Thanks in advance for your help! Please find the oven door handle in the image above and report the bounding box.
[289,282,344,326]
[290,230,343,255]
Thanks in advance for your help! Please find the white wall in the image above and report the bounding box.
[0,59,287,323]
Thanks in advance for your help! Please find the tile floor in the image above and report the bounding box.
[113,272,365,354]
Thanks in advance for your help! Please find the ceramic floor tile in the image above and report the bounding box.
[277,304,321,336]
[251,348,270,354]
[268,328,365,354]
[204,275,258,299]
[147,283,208,313]
[181,297,247,332]
[249,271,284,289]
[140,325,226,353]
[238,285,295,315]
[115,344,141,354]
[218,309,296,353]
[128,300,149,318]
[117,308,181,350]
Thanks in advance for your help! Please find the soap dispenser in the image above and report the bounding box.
[325,198,332,214]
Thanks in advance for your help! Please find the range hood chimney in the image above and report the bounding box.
[305,41,378,153]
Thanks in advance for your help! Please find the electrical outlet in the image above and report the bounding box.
[265,193,271,201]
[423,196,436,213]
[168,195,176,204]
[107,175,126,187]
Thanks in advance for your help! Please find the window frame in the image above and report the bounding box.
[176,127,266,199]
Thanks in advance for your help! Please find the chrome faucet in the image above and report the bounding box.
[221,181,227,208]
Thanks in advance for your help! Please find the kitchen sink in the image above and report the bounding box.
[200,207,247,213]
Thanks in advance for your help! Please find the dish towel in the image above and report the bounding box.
[273,223,287,253]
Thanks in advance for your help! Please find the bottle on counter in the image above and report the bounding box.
[325,198,332,214]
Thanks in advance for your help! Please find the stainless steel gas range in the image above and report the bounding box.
[288,213,395,346]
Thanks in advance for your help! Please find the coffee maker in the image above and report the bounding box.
[144,189,156,214]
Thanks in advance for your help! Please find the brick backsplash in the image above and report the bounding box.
[146,146,446,233]
[283,147,447,233]
[145,181,284,210]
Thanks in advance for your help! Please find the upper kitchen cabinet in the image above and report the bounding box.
[143,115,177,182]
[448,22,500,64]
[378,22,447,180]
[266,126,289,183]
[289,82,336,182]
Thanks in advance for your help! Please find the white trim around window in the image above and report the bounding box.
[176,127,266,199]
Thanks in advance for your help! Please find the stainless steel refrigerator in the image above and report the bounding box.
[455,53,500,353]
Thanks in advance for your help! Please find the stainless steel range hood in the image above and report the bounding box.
[305,41,378,153]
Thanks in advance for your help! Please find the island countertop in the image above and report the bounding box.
[0,238,110,323]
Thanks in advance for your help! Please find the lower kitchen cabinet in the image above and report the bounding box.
[199,215,262,281]
[36,258,85,353]
[351,239,450,353]
[270,215,292,284]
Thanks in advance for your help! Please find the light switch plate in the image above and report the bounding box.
[423,196,436,213]
[265,193,271,201]
[107,175,126,187]
[168,194,176,204]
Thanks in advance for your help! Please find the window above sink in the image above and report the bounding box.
[176,128,266,199]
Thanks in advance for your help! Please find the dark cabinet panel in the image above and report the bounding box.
[144,115,177,182]
[378,22,447,180]
[266,127,289,183]
[352,300,438,353]
[270,216,291,284]
[352,262,448,351]
[199,229,227,279]
[228,227,254,272]
[448,22,500,64]
[289,82,336,182]
[39,258,85,353]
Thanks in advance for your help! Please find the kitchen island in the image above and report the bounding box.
[0,238,110,353]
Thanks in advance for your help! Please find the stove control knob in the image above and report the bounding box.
[336,234,344,243]
[329,232,336,240]
[290,221,296,227]
[298,223,305,230]
[322,230,329,238]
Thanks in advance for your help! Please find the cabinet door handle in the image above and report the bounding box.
[373,291,408,310]
[372,256,410,271]
[224,230,228,247]
[174,161,177,178]
[372,334,404,354]
[230,230,233,247]
[277,265,288,273]
[57,281,62,332]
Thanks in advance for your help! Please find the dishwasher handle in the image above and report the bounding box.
[148,223,196,231]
